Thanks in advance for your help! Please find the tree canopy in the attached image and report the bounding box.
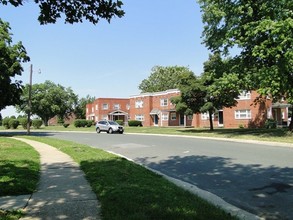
[172,53,241,130]
[0,0,125,25]
[16,80,78,126]
[0,19,30,111]
[138,66,195,93]
[198,0,293,102]
[74,95,96,119]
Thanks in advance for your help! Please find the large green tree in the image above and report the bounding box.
[74,95,96,119]
[16,80,78,126]
[139,66,195,93]
[198,0,293,127]
[172,53,241,130]
[0,19,30,111]
[0,0,124,24]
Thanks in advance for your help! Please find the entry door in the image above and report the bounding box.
[154,115,159,126]
[218,110,224,126]
[180,115,184,126]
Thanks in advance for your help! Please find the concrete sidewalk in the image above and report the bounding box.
[0,138,101,220]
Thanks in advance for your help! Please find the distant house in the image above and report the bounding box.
[86,98,130,124]
[129,89,193,127]
[86,89,290,128]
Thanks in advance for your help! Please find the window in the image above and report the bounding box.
[135,114,144,121]
[95,104,98,110]
[126,104,130,110]
[86,108,88,113]
[237,90,251,100]
[160,98,168,106]
[201,112,214,120]
[114,104,120,110]
[235,110,251,119]
[162,113,168,121]
[135,100,143,108]
[187,115,193,120]
[95,116,98,121]
[102,115,108,120]
[92,107,94,112]
[171,113,176,120]
[102,104,108,110]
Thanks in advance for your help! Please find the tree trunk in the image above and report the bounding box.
[209,110,214,131]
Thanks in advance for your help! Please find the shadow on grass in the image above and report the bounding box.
[135,154,293,220]
[0,161,39,196]
[80,158,237,220]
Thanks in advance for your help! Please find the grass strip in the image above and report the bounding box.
[0,137,40,196]
[23,136,238,220]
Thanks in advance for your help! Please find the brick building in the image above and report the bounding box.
[86,98,130,124]
[86,89,290,128]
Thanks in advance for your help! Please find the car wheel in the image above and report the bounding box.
[108,128,113,134]
[96,127,101,133]
[119,131,124,134]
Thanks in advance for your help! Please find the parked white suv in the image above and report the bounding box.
[95,120,124,134]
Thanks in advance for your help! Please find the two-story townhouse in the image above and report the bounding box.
[129,89,193,127]
[193,90,290,128]
[86,98,130,124]
[86,89,290,128]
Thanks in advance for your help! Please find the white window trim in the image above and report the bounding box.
[235,109,251,119]
[135,114,144,121]
[160,98,168,106]
[162,113,168,121]
[135,100,143,108]
[102,104,108,110]
[237,90,251,100]
[114,104,120,110]
[171,112,176,120]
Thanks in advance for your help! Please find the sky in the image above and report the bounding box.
[0,0,210,117]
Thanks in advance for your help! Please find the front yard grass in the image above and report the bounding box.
[22,136,238,220]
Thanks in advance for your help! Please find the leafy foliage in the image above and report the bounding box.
[16,80,78,126]
[139,66,195,93]
[74,95,96,119]
[198,0,293,128]
[0,19,30,111]
[0,0,125,25]
[172,54,241,130]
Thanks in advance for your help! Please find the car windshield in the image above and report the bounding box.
[108,121,118,125]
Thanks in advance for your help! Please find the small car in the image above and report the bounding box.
[95,120,124,134]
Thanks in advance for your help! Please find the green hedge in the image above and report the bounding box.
[128,120,143,127]
[74,119,93,128]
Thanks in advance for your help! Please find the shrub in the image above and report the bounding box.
[128,120,143,127]
[32,119,43,129]
[63,123,70,128]
[265,119,277,129]
[8,119,19,129]
[116,120,124,125]
[19,117,29,129]
[86,120,93,127]
[74,120,81,128]
[2,117,10,129]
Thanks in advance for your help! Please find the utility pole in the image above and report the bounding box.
[27,64,33,135]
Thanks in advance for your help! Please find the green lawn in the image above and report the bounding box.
[18,136,237,220]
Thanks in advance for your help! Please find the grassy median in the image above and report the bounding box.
[19,136,237,220]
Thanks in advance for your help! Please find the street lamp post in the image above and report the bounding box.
[27,64,33,135]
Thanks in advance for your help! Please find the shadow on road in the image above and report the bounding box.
[135,154,293,220]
